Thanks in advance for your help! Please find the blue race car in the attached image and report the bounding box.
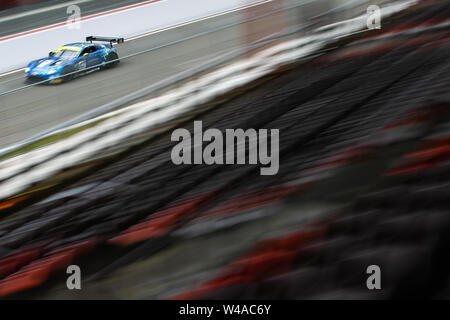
[25,36,124,84]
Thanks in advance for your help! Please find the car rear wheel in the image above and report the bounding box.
[104,52,119,69]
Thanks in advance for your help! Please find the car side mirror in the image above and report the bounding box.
[83,53,89,57]
[49,51,55,57]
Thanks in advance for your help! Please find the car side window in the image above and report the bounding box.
[80,46,97,57]
[80,48,89,57]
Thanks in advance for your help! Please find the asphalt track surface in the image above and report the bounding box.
[0,0,366,150]
[0,0,309,150]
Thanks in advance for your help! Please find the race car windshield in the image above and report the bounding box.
[53,50,79,60]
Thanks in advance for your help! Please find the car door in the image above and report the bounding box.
[77,48,89,71]
[86,46,102,68]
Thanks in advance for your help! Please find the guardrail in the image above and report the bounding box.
[0,0,420,201]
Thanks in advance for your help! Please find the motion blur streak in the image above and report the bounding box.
[0,0,449,300]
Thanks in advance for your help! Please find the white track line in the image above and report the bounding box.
[0,68,25,78]
[0,0,93,23]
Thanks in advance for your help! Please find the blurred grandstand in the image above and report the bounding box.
[0,0,449,299]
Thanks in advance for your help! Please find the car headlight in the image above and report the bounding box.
[25,68,30,73]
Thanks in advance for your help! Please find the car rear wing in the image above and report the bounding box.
[86,36,124,46]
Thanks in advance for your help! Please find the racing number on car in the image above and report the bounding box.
[78,60,86,70]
